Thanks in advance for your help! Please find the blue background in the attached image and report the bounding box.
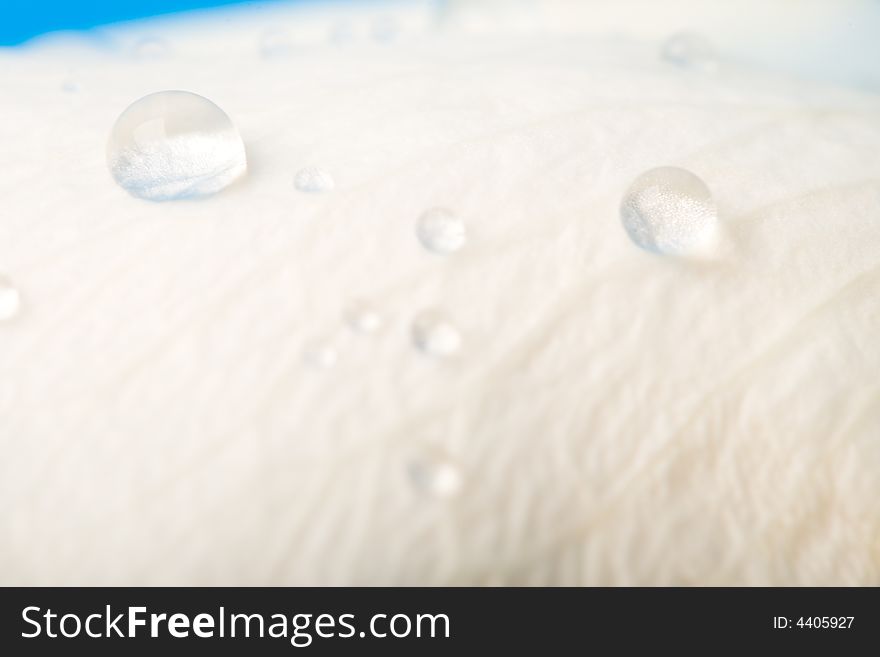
[1,1,289,46]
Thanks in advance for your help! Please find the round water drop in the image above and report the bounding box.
[661,32,717,71]
[344,300,382,334]
[416,208,466,255]
[107,91,247,201]
[133,36,171,60]
[620,166,717,255]
[411,310,462,358]
[0,277,22,322]
[294,167,335,193]
[408,454,463,498]
[303,339,338,369]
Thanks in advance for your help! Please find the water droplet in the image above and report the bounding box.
[661,32,717,71]
[416,208,466,255]
[61,80,79,93]
[303,339,338,369]
[0,277,22,322]
[294,167,335,193]
[133,36,171,60]
[411,310,462,358]
[260,28,293,58]
[408,453,463,498]
[107,90,247,202]
[620,166,717,255]
[344,300,382,334]
[329,20,355,46]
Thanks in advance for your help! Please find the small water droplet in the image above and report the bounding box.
[294,167,335,193]
[0,277,22,322]
[620,166,717,255]
[661,32,717,71]
[344,300,382,334]
[416,208,466,255]
[412,310,462,358]
[260,28,293,58]
[107,90,247,201]
[133,36,171,60]
[303,339,338,369]
[61,80,79,93]
[408,453,463,498]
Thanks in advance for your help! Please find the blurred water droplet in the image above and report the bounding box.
[408,453,463,498]
[294,167,335,193]
[620,166,717,255]
[133,36,171,60]
[260,28,293,58]
[661,32,717,71]
[344,301,382,334]
[412,310,462,358]
[107,90,247,201]
[371,16,399,43]
[61,80,79,93]
[303,339,338,369]
[416,208,466,255]
[329,20,355,46]
[0,277,22,322]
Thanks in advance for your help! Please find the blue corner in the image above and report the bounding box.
[1,1,289,46]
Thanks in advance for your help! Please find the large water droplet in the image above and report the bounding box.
[344,300,382,334]
[107,91,247,201]
[661,32,717,71]
[620,166,717,255]
[408,453,463,498]
[412,310,462,358]
[416,208,466,255]
[0,277,22,322]
[294,167,335,193]
[303,339,338,369]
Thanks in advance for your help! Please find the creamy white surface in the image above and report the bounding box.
[1,0,879,585]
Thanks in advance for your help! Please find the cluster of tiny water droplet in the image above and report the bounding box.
[300,207,468,372]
